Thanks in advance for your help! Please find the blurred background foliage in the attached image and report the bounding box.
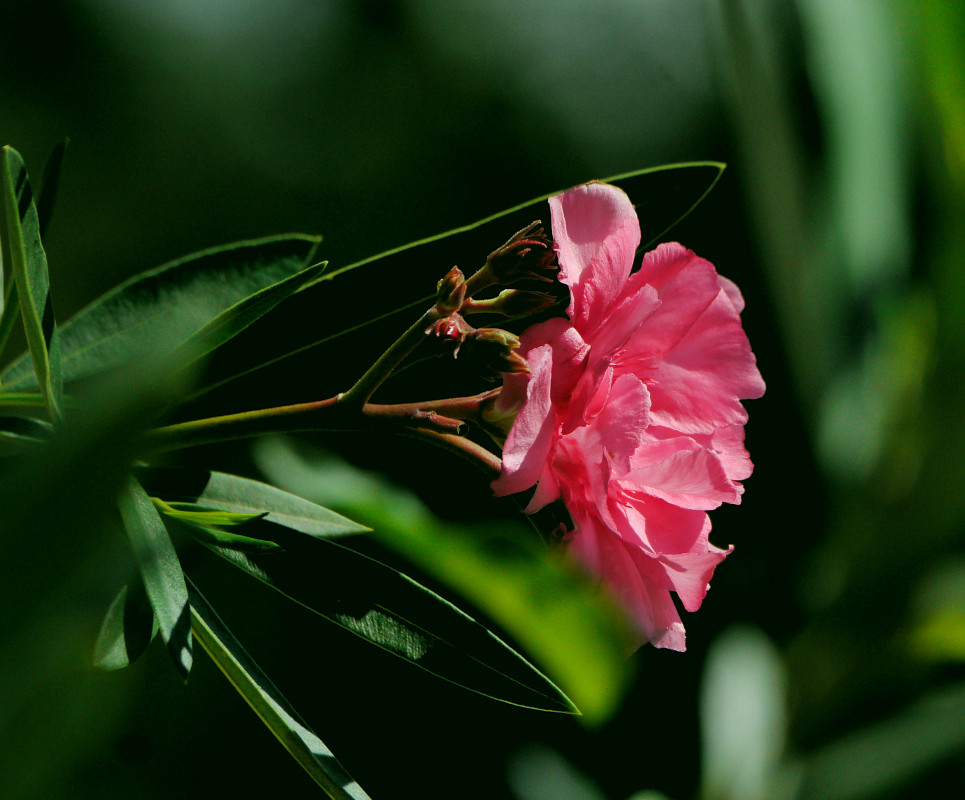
[2,0,965,798]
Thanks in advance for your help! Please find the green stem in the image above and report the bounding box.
[338,306,442,408]
[146,391,504,477]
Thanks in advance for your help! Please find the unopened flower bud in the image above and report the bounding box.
[435,266,467,314]
[428,312,474,355]
[484,221,557,286]
[461,327,529,381]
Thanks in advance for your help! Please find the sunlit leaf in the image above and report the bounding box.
[169,516,282,554]
[0,234,321,391]
[137,466,369,539]
[188,579,372,800]
[0,146,63,420]
[92,579,159,670]
[152,497,266,527]
[118,477,193,679]
[203,522,577,713]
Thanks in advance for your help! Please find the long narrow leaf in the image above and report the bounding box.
[202,523,578,713]
[176,258,328,365]
[93,579,159,670]
[0,278,19,367]
[137,466,369,539]
[0,147,62,420]
[188,578,372,800]
[170,517,282,554]
[118,477,193,679]
[35,139,68,238]
[191,162,725,400]
[0,234,321,391]
[0,415,52,456]
[255,439,635,723]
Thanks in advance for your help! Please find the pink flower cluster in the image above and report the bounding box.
[491,182,764,650]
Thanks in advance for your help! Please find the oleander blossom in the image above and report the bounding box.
[491,181,765,650]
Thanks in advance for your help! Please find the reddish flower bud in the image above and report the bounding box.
[484,221,557,286]
[428,312,474,355]
[435,266,467,314]
[461,327,529,381]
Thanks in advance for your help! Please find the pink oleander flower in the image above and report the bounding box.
[491,181,765,650]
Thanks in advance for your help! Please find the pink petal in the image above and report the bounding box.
[550,182,640,337]
[627,435,741,510]
[612,492,710,556]
[491,344,557,497]
[615,243,723,362]
[645,284,765,434]
[655,541,732,613]
[567,515,688,650]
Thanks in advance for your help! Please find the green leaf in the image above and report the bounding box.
[0,233,321,391]
[0,415,52,456]
[35,139,69,239]
[152,497,267,527]
[1,146,63,420]
[699,626,787,800]
[92,579,159,670]
[0,391,44,407]
[201,519,578,713]
[192,163,724,399]
[324,162,725,284]
[187,579,372,800]
[254,439,635,723]
[0,279,20,368]
[170,517,282,554]
[137,466,370,539]
[0,351,194,641]
[175,258,328,365]
[118,477,193,679]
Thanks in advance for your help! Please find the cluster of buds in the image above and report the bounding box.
[464,221,558,296]
[428,313,529,381]
[422,219,563,391]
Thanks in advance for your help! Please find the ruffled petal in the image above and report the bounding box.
[615,243,723,363]
[550,182,640,337]
[644,284,765,434]
[567,515,688,651]
[491,344,557,497]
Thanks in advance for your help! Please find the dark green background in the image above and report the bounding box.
[3,1,964,798]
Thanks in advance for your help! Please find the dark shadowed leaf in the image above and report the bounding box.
[35,139,68,239]
[0,146,63,420]
[118,478,193,679]
[255,439,635,723]
[93,579,159,670]
[202,524,578,714]
[0,415,51,454]
[0,234,321,391]
[188,579,372,800]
